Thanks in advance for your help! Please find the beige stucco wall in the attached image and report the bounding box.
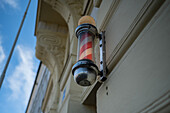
[97,0,170,113]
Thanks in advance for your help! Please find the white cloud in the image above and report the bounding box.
[0,45,5,64]
[7,45,36,105]
[1,0,19,9]
[0,36,5,64]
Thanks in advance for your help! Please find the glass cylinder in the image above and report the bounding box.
[77,31,95,61]
[72,22,98,86]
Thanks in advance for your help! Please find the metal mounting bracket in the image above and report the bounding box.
[98,31,107,82]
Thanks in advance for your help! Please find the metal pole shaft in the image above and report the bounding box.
[0,0,32,89]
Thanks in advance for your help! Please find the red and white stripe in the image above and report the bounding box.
[79,33,93,60]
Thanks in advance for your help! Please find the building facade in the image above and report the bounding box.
[26,63,50,113]
[26,0,170,113]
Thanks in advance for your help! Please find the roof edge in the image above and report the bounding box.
[34,0,41,36]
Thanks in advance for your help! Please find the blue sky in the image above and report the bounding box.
[0,0,39,113]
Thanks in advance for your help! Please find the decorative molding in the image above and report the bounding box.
[139,91,170,113]
[37,33,66,52]
[36,21,67,74]
[98,0,120,31]
[106,0,165,74]
[49,82,60,112]
[38,21,68,34]
[107,0,153,65]
[44,0,83,23]
[52,1,71,23]
[94,0,103,8]
[41,77,53,113]
[35,44,54,72]
[59,54,76,91]
[44,0,84,36]
[65,0,84,15]
[58,94,70,113]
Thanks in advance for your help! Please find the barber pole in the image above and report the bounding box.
[72,16,99,86]
[78,32,94,61]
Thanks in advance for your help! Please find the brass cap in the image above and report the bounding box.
[78,16,96,26]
